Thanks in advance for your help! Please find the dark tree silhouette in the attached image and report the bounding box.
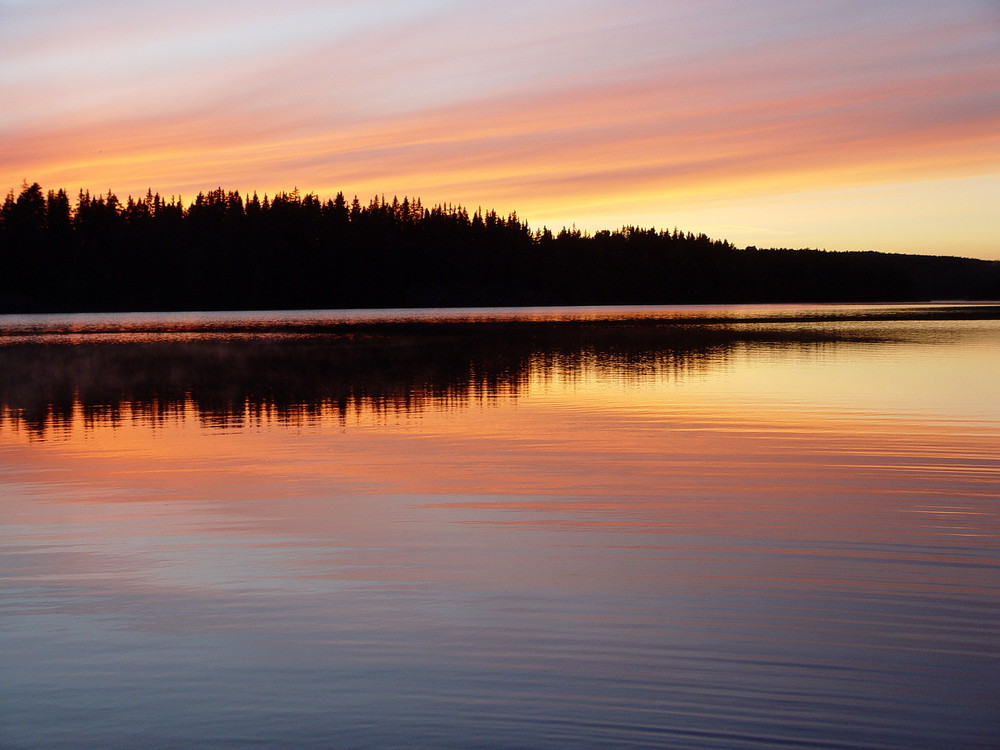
[1,182,998,313]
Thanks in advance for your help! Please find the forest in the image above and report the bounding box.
[1,182,998,312]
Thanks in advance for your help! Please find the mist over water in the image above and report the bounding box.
[1,305,998,749]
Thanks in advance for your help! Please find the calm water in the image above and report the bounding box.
[1,304,998,749]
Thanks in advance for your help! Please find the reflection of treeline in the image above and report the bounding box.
[0,322,870,437]
[2,182,998,313]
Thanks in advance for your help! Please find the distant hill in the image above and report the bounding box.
[2,182,998,313]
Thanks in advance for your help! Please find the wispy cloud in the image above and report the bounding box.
[2,0,998,255]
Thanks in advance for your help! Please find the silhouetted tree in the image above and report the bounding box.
[2,181,998,313]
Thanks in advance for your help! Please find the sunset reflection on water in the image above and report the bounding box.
[1,306,998,749]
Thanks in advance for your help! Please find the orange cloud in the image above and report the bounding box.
[2,0,998,255]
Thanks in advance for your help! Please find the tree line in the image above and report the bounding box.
[1,182,997,312]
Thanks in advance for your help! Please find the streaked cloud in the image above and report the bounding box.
[2,0,998,256]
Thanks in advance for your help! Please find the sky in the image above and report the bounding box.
[2,0,999,258]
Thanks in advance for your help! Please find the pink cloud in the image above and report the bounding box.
[2,0,997,254]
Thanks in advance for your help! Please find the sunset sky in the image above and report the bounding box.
[3,0,999,258]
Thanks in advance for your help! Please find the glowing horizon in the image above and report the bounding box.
[3,0,999,258]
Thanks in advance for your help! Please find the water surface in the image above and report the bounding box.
[1,304,998,749]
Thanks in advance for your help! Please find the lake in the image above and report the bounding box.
[1,304,998,749]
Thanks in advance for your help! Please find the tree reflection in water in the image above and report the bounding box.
[0,319,898,438]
